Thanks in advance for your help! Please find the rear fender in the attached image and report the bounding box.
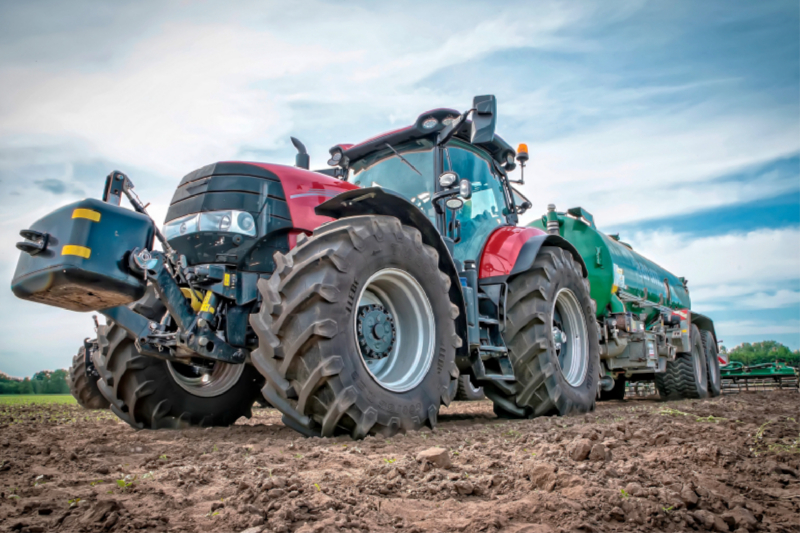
[479,227,588,282]
[691,311,717,344]
[316,187,468,360]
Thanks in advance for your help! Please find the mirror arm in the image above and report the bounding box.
[432,189,459,215]
[437,108,475,147]
[509,159,525,185]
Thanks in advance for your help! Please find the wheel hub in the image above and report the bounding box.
[357,304,396,359]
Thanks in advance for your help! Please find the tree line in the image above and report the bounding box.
[722,341,799,367]
[0,369,70,395]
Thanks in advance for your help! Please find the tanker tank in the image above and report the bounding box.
[529,206,690,324]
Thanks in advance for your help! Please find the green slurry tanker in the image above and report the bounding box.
[530,205,721,401]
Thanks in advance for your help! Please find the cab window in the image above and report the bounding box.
[444,144,506,263]
[348,139,435,221]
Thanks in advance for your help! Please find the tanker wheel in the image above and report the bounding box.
[250,215,460,439]
[455,375,485,401]
[700,330,721,397]
[69,343,109,409]
[483,246,599,418]
[93,290,264,429]
[599,374,626,401]
[655,324,709,400]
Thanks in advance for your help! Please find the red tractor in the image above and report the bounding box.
[13,95,598,437]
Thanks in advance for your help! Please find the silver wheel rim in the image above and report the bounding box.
[167,360,245,398]
[355,268,435,392]
[552,288,589,387]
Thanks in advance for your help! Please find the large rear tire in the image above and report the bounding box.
[483,246,599,418]
[93,289,264,429]
[69,342,109,410]
[655,324,709,400]
[700,330,721,397]
[250,215,460,438]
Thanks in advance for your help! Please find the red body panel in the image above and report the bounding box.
[247,163,358,234]
[479,226,547,279]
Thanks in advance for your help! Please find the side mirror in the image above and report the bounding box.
[470,95,496,144]
[459,179,472,200]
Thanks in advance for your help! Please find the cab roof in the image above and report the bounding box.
[332,108,515,169]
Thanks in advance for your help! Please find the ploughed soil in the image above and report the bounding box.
[1,391,798,533]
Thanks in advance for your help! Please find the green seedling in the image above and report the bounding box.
[619,488,629,499]
[142,471,155,480]
[383,458,396,464]
[116,475,137,491]
[206,510,220,518]
[314,483,321,492]
[90,480,105,487]
[68,497,81,508]
[159,454,168,460]
[662,506,674,514]
[212,444,219,453]
[7,494,19,500]
[33,475,46,487]
[294,454,303,459]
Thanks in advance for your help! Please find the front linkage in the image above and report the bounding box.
[97,172,249,368]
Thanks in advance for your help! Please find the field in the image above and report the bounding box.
[0,392,798,533]
[0,395,76,405]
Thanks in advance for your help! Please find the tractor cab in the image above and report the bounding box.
[326,96,529,268]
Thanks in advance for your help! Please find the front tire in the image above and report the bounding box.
[94,324,264,429]
[655,324,709,400]
[455,375,485,401]
[483,246,599,418]
[250,215,460,438]
[69,342,109,410]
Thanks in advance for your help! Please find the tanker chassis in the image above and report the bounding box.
[531,206,721,401]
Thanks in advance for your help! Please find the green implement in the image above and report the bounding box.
[720,361,799,393]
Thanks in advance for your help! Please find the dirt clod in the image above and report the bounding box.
[568,438,593,461]
[415,446,451,468]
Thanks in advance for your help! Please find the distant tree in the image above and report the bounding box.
[19,377,33,395]
[0,368,69,394]
[728,341,800,366]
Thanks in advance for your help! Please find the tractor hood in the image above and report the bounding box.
[164,161,356,271]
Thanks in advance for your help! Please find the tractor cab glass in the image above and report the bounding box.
[348,139,436,221]
[444,142,506,263]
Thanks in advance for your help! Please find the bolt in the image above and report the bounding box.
[148,322,159,331]
[197,318,207,328]
[198,337,209,347]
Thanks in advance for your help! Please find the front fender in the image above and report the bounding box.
[316,187,468,359]
[479,227,588,282]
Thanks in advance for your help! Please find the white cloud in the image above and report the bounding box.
[712,319,800,337]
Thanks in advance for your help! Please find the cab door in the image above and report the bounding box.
[443,141,509,264]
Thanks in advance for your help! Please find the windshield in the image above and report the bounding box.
[348,139,435,220]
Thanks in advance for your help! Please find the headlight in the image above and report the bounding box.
[164,210,257,240]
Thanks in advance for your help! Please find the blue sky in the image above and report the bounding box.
[0,0,797,376]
